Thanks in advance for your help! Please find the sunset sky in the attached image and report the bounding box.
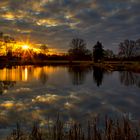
[0,0,140,53]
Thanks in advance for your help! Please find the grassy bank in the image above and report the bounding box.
[94,61,140,72]
[7,116,140,140]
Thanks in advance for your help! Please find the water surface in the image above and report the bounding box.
[0,65,140,138]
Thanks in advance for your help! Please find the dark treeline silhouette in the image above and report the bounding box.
[33,54,69,61]
[0,31,140,62]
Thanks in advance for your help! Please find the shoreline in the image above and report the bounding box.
[0,60,140,72]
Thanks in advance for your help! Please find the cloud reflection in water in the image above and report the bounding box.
[0,65,140,138]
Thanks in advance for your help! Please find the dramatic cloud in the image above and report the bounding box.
[0,0,140,52]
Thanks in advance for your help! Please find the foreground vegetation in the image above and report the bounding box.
[7,116,140,140]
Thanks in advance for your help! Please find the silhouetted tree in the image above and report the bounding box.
[40,44,48,55]
[68,38,92,61]
[118,40,137,58]
[36,53,48,60]
[0,32,3,38]
[93,41,104,62]
[0,32,3,52]
[104,49,114,59]
[93,66,104,87]
[7,50,12,58]
[136,39,140,56]
[136,39,140,46]
[3,35,15,57]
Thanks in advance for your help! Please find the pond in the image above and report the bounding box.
[0,65,140,138]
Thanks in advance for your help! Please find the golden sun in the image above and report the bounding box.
[22,44,30,50]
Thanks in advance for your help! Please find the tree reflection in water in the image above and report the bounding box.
[93,66,105,87]
[119,71,140,87]
[68,66,92,85]
[0,81,16,95]
[39,68,48,85]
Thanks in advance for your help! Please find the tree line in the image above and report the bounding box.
[68,38,140,62]
[0,31,140,61]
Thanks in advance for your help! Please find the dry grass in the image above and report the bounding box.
[6,116,140,140]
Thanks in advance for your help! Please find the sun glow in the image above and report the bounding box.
[22,44,30,50]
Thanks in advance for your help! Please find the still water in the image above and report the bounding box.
[0,65,140,137]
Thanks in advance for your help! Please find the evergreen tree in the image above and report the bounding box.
[93,41,104,62]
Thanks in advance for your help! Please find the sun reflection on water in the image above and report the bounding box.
[24,68,28,81]
[0,66,56,82]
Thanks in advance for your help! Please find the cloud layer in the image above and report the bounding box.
[0,0,140,52]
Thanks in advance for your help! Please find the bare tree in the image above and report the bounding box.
[0,32,3,38]
[3,35,15,57]
[119,40,136,58]
[0,32,4,52]
[40,44,48,54]
[68,38,91,60]
[104,49,114,58]
[136,39,140,56]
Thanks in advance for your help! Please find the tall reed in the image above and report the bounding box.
[7,116,140,140]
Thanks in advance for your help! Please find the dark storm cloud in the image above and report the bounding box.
[0,0,140,52]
